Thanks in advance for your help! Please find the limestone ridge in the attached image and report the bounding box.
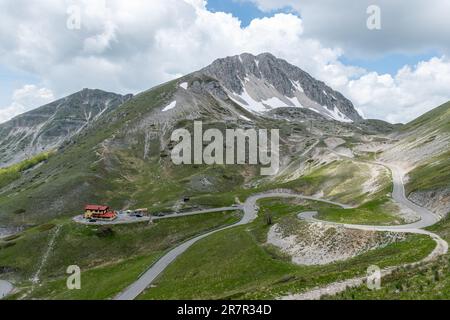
[0,89,133,166]
[200,53,363,122]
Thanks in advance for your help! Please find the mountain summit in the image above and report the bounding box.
[200,53,363,122]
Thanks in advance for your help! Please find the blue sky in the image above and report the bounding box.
[340,52,438,76]
[206,0,296,27]
[206,0,268,26]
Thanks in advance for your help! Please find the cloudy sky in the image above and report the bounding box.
[1,0,450,123]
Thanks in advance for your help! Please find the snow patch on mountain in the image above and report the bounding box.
[230,88,266,113]
[162,101,177,112]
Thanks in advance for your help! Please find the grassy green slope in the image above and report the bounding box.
[317,197,406,225]
[320,103,450,300]
[1,210,241,299]
[275,159,392,207]
[0,152,52,189]
[399,101,450,193]
[0,77,404,226]
[0,81,179,225]
[406,150,450,193]
[0,78,267,226]
[400,102,450,204]
[401,101,450,134]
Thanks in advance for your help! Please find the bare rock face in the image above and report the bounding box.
[200,53,363,122]
[0,89,132,166]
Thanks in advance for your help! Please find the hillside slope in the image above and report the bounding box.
[0,54,390,227]
[0,89,132,167]
[380,101,450,217]
[1,54,448,301]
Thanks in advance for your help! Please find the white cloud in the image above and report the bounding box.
[344,56,450,123]
[0,85,55,123]
[0,0,352,96]
[0,0,449,123]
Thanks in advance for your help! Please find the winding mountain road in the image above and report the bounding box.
[114,191,355,300]
[328,148,440,228]
[281,155,447,300]
[115,160,447,300]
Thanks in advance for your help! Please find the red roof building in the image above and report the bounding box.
[84,205,117,221]
[85,205,109,211]
[99,212,117,219]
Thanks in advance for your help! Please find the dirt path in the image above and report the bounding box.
[30,225,61,285]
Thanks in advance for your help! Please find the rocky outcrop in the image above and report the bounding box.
[200,53,363,122]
